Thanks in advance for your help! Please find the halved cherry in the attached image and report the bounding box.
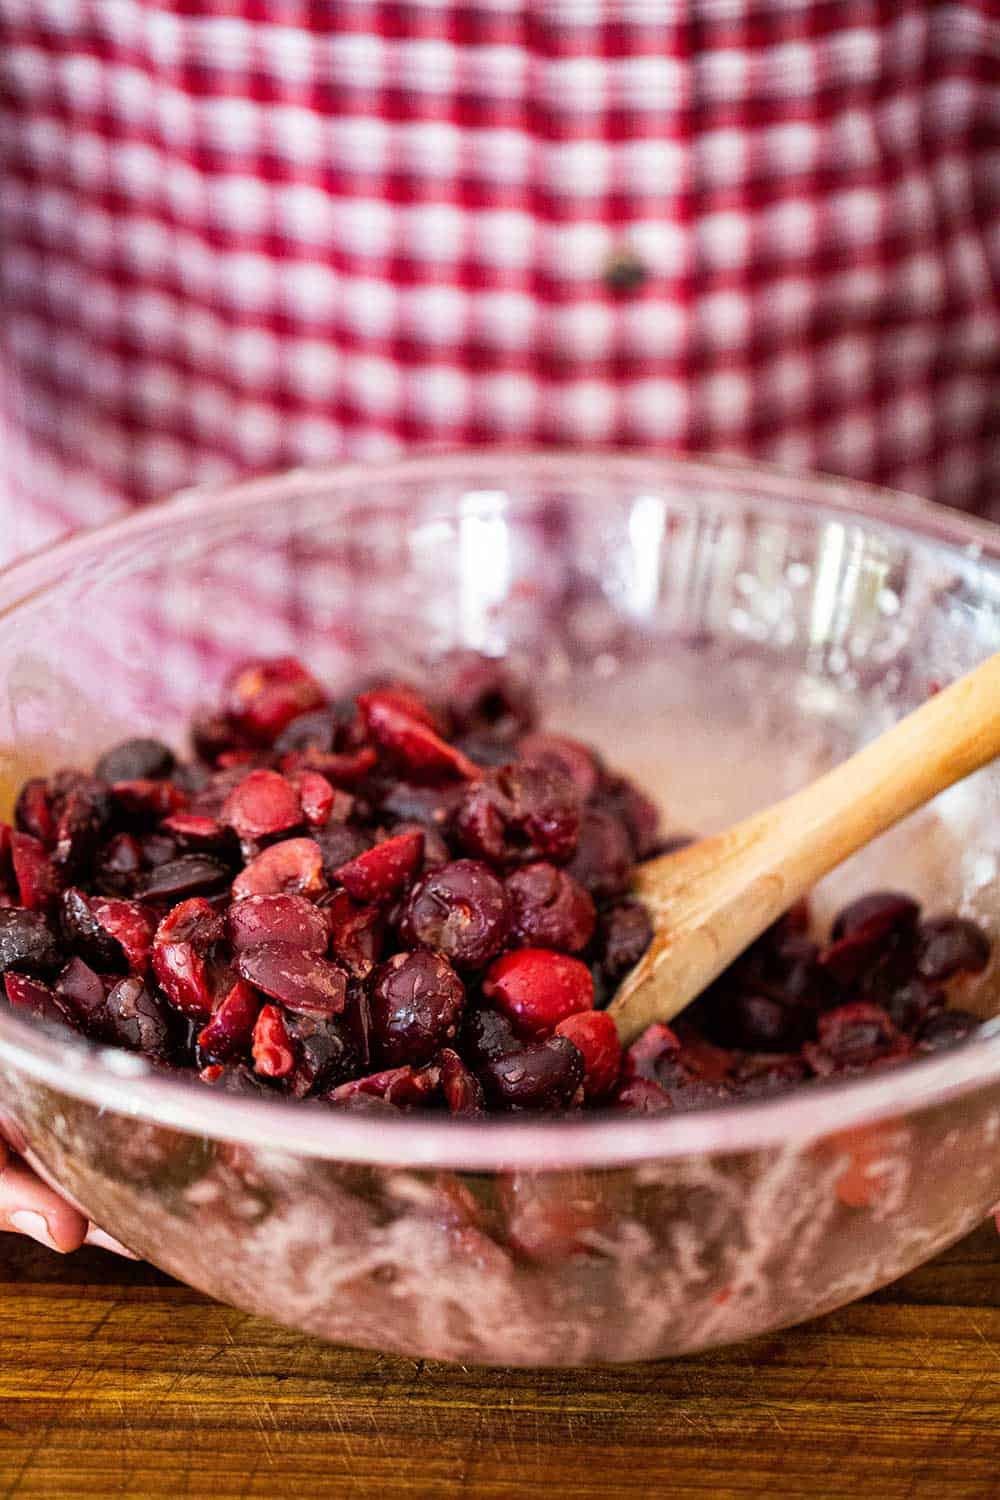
[333,829,424,904]
[220,770,302,841]
[252,1004,296,1077]
[358,691,481,783]
[198,980,261,1062]
[232,838,326,899]
[225,657,327,744]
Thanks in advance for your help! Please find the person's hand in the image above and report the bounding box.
[0,1129,135,1256]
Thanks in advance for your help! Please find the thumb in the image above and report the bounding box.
[0,1138,88,1253]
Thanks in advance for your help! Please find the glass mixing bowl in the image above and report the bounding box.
[1,451,999,1366]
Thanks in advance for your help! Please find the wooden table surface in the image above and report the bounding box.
[1,1222,998,1500]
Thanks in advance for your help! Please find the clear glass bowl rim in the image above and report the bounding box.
[2,448,1000,1172]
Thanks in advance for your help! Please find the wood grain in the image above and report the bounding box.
[0,1224,998,1498]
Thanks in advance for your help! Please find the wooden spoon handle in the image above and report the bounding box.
[744,648,1000,885]
[610,651,1000,1044]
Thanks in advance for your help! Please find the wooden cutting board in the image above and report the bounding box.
[0,1223,998,1498]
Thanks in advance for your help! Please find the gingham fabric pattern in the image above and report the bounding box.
[1,0,1000,569]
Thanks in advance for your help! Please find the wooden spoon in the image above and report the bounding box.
[609,651,1000,1046]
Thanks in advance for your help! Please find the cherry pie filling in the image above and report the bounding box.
[0,654,989,1116]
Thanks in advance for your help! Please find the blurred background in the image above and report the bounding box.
[1,0,998,568]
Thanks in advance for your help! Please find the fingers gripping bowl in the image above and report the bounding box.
[1,453,999,1365]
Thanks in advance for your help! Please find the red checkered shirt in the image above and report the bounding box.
[1,0,999,568]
